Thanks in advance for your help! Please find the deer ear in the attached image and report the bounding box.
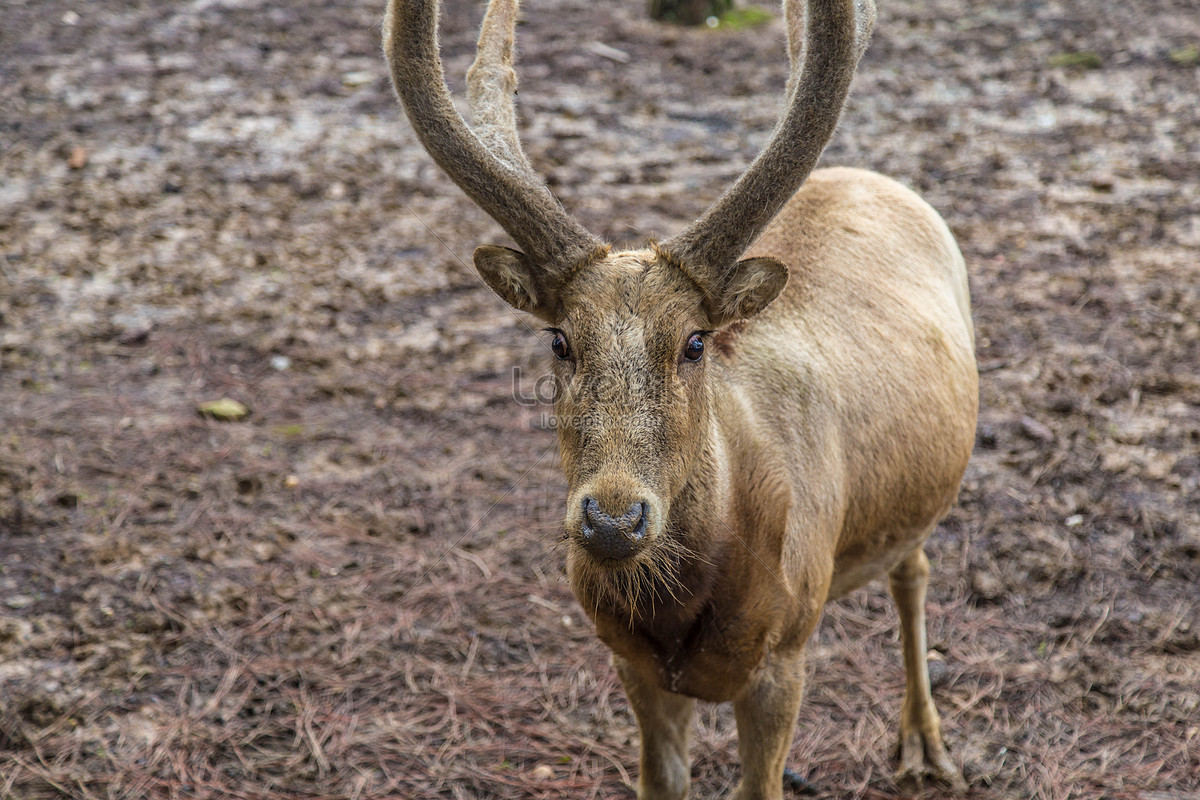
[473,245,557,320]
[708,257,789,325]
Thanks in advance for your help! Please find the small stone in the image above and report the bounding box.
[927,657,950,689]
[1019,415,1055,442]
[782,767,818,795]
[977,424,998,449]
[118,325,152,346]
[585,41,631,64]
[341,70,376,87]
[251,541,278,562]
[971,569,1003,600]
[530,765,555,781]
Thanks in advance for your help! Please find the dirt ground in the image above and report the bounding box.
[1,0,1197,798]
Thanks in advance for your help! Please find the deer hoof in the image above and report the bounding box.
[893,730,968,794]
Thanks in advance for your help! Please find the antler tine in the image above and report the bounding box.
[383,0,600,269]
[663,0,876,278]
[784,0,806,99]
[466,0,533,174]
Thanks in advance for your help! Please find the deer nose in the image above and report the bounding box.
[580,497,648,560]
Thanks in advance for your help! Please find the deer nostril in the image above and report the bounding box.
[582,497,606,531]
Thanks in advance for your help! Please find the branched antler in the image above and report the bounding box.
[383,0,600,270]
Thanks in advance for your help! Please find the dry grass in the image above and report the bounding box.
[2,488,1196,799]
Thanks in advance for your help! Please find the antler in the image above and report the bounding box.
[383,0,600,270]
[465,0,534,175]
[663,0,876,279]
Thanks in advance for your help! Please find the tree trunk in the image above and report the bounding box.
[648,0,733,25]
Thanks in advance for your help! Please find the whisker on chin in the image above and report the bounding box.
[564,524,703,630]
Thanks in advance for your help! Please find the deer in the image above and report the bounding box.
[382,0,978,796]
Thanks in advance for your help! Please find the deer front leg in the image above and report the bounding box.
[729,651,807,800]
[614,656,696,800]
[888,547,967,791]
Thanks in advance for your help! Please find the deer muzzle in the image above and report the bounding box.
[579,497,648,561]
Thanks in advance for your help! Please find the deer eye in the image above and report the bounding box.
[549,330,571,360]
[683,333,705,362]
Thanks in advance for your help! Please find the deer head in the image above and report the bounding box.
[383,0,876,594]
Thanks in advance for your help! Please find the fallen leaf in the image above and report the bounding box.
[1049,51,1102,69]
[1169,44,1199,66]
[198,398,250,421]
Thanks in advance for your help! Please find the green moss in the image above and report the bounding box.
[714,6,773,29]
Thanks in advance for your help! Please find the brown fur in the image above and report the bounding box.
[383,0,977,797]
